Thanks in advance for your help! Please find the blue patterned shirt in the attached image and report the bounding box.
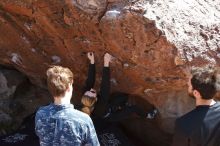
[35,103,100,146]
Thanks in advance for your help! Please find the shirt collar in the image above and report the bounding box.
[50,103,74,109]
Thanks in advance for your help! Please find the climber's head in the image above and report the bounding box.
[81,88,97,115]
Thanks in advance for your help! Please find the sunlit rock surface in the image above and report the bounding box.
[0,0,219,136]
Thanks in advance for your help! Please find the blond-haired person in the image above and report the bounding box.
[35,66,100,146]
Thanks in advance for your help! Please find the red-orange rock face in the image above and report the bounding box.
[0,0,219,133]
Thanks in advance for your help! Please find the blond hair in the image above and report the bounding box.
[81,95,97,115]
[46,65,74,97]
[81,107,92,115]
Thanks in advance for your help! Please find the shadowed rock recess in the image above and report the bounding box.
[0,0,219,143]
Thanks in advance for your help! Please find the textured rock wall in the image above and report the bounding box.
[0,0,219,133]
[0,66,50,135]
[0,67,24,135]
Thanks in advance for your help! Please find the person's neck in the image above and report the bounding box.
[196,98,216,106]
[54,94,71,105]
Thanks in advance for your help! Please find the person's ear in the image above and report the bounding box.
[193,90,201,99]
[67,83,72,91]
[66,87,70,92]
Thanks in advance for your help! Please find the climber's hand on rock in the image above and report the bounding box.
[104,53,112,67]
[87,52,95,64]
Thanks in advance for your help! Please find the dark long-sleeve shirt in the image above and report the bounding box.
[84,64,96,93]
[83,63,110,118]
[172,102,220,146]
[83,64,147,121]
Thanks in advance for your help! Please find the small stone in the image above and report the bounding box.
[31,48,36,53]
[123,63,129,67]
[11,53,22,65]
[110,78,118,85]
[24,22,32,30]
[51,55,61,64]
[63,13,73,26]
[80,14,84,18]
[20,35,30,44]
[174,56,185,66]
[144,88,153,94]
[106,9,121,19]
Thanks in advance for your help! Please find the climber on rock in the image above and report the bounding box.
[79,52,158,121]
